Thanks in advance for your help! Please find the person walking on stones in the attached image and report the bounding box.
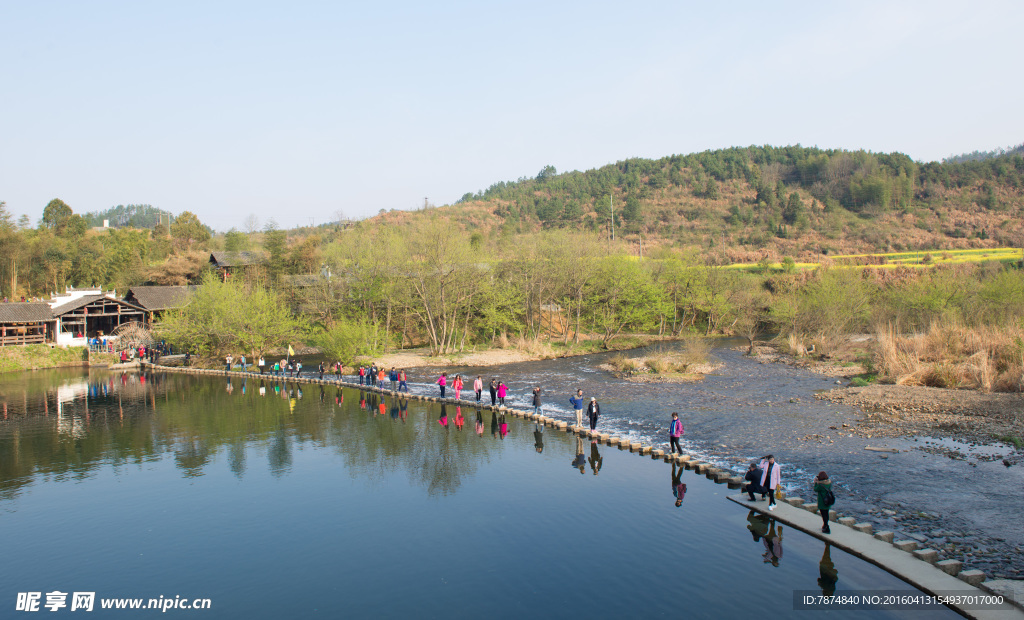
[496,381,507,406]
[389,367,398,391]
[358,365,365,385]
[814,471,834,534]
[669,412,684,454]
[586,397,600,431]
[745,461,765,501]
[239,354,246,371]
[438,372,447,398]
[760,455,781,511]
[398,369,409,393]
[489,379,498,406]
[569,389,584,429]
[318,361,325,380]
[377,366,386,388]
[226,354,233,372]
[474,376,483,403]
[453,374,463,400]
[532,387,542,416]
[258,356,266,375]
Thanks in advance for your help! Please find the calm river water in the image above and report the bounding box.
[0,368,959,618]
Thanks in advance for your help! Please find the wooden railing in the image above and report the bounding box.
[0,333,46,346]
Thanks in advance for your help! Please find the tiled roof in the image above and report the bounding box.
[209,251,266,267]
[124,286,197,311]
[50,295,146,316]
[0,303,54,323]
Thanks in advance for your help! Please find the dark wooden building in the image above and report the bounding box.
[124,286,197,324]
[0,303,56,346]
[209,251,266,281]
[50,294,147,345]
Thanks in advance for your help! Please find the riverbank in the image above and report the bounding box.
[746,342,1024,447]
[357,335,665,369]
[0,345,88,373]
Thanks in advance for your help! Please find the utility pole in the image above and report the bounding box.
[610,194,615,241]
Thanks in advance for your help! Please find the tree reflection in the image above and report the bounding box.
[0,370,510,497]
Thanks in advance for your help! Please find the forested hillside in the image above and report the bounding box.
[396,144,1024,261]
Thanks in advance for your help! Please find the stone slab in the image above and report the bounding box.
[873,531,895,543]
[912,548,939,564]
[893,540,919,552]
[852,523,873,534]
[935,559,962,576]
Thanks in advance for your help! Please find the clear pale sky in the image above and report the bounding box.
[2,1,1022,232]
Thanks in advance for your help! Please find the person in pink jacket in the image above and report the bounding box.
[453,375,463,400]
[759,455,781,511]
[473,376,483,403]
[438,373,447,398]
[496,382,507,406]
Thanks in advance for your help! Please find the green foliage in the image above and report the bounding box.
[170,211,211,249]
[156,273,303,361]
[314,318,383,364]
[262,222,288,281]
[224,228,249,252]
[81,204,171,229]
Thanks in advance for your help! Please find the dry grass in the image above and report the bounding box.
[875,320,1024,392]
[608,353,639,373]
[678,336,712,368]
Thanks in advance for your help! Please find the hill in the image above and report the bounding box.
[371,144,1024,261]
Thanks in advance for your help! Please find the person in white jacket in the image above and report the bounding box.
[759,455,781,511]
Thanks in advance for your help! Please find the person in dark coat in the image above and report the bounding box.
[586,397,600,431]
[814,471,834,534]
[744,461,764,501]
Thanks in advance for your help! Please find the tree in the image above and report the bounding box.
[783,192,804,224]
[156,272,303,361]
[170,211,211,249]
[262,221,288,281]
[314,318,383,365]
[224,228,248,252]
[41,199,73,234]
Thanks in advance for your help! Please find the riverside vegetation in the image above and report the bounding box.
[1,144,1023,393]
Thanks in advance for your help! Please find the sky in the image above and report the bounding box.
[2,1,1022,232]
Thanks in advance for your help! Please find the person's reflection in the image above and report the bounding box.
[572,436,586,474]
[226,378,234,394]
[499,412,508,439]
[259,383,266,397]
[359,395,366,410]
[490,410,499,438]
[672,463,687,506]
[818,543,838,595]
[399,398,408,423]
[588,440,603,475]
[476,411,484,436]
[319,386,325,403]
[438,405,449,429]
[747,510,769,543]
[390,399,400,420]
[534,422,544,453]
[762,521,783,567]
[455,406,464,430]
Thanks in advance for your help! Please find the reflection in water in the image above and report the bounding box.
[747,510,769,542]
[573,436,586,474]
[0,369,515,499]
[818,544,838,595]
[533,422,543,453]
[588,441,603,475]
[672,463,687,506]
[762,521,783,567]
[476,411,484,436]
